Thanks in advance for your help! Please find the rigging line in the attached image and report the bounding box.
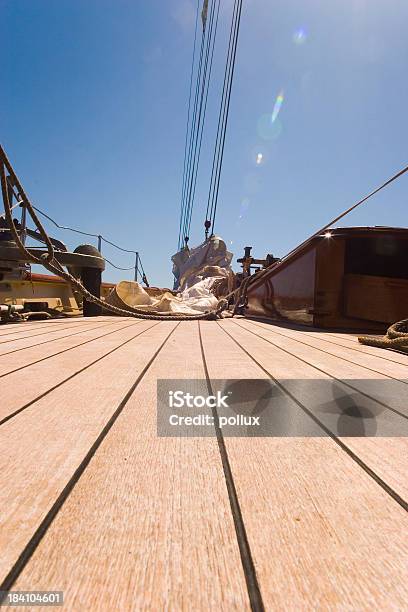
[270,161,408,274]
[9,181,142,258]
[205,0,239,227]
[210,0,243,234]
[137,255,146,276]
[181,0,218,244]
[104,258,134,271]
[181,0,216,246]
[183,0,218,243]
[181,0,215,240]
[207,0,239,228]
[187,0,221,238]
[32,205,142,256]
[179,31,206,250]
[7,190,148,278]
[32,205,99,238]
[100,236,137,254]
[179,10,208,249]
[178,0,201,250]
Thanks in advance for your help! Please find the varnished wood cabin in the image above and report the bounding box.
[246,226,408,330]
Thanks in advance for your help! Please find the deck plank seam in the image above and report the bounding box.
[246,317,408,367]
[243,319,408,385]
[302,331,408,364]
[0,321,118,346]
[0,322,179,599]
[0,320,91,337]
[0,317,118,336]
[301,327,408,361]
[0,321,161,428]
[230,320,408,422]
[0,320,141,379]
[198,321,265,612]
[0,319,131,359]
[244,318,408,365]
[217,321,408,513]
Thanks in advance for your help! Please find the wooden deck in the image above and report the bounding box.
[0,315,407,610]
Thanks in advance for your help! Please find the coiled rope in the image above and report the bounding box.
[0,145,227,321]
[358,320,408,353]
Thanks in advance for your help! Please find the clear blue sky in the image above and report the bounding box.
[1,0,407,287]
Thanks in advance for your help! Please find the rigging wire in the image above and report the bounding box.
[180,0,214,247]
[178,0,220,250]
[29,205,146,277]
[178,8,208,249]
[206,0,243,237]
[182,0,220,244]
[104,258,134,271]
[178,0,200,250]
[205,0,239,231]
[187,0,221,239]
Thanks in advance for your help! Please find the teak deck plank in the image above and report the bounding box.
[247,318,408,366]
[0,320,95,345]
[0,316,406,610]
[0,320,155,423]
[232,319,408,419]
[6,322,250,611]
[308,330,408,365]
[0,318,130,362]
[246,318,408,374]
[0,321,178,589]
[0,316,125,338]
[220,319,408,500]
[200,320,408,609]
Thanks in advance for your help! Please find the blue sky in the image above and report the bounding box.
[1,0,407,287]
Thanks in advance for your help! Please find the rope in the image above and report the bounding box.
[0,145,227,321]
[178,0,200,250]
[179,0,220,250]
[31,201,148,278]
[30,206,145,276]
[183,0,219,244]
[179,6,207,249]
[225,160,408,313]
[206,0,243,236]
[104,258,135,271]
[358,320,408,352]
[33,205,100,239]
[187,0,221,240]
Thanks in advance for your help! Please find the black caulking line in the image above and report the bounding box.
[232,320,408,421]
[244,318,408,386]
[245,316,408,366]
[0,321,159,427]
[0,318,128,358]
[219,321,408,514]
[0,319,100,344]
[0,319,91,337]
[198,322,265,612]
[0,322,179,599]
[0,320,139,377]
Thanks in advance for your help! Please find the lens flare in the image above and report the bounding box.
[271,90,284,124]
[257,114,282,141]
[293,28,307,45]
[236,197,250,224]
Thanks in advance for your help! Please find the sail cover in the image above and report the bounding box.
[105,236,234,315]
